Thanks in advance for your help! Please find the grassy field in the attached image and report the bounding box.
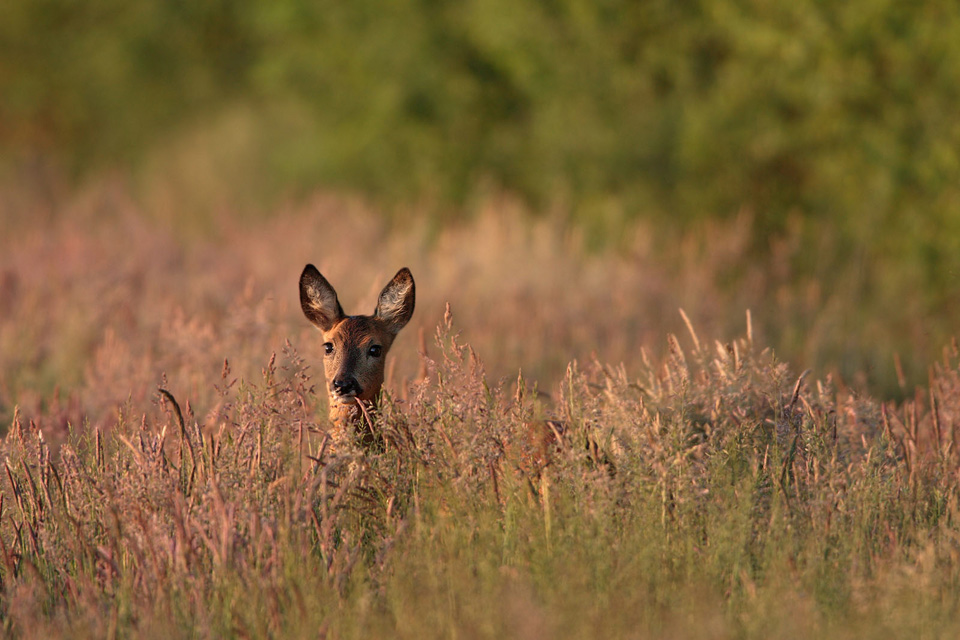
[4,2,960,635]
[2,186,960,637]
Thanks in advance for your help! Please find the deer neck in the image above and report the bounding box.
[328,397,382,449]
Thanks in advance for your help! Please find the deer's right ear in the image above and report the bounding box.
[299,264,344,332]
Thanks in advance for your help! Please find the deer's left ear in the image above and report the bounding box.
[374,268,415,335]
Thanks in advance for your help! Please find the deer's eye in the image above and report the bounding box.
[368,344,382,358]
[323,342,334,356]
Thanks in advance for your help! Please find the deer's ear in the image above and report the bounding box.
[374,268,415,335]
[300,264,345,332]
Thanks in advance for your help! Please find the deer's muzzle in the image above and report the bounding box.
[331,375,362,401]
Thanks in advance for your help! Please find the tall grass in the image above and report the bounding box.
[3,186,960,636]
[3,302,960,638]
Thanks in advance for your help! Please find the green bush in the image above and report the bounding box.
[4,0,959,230]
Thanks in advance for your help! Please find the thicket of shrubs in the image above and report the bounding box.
[5,1,959,232]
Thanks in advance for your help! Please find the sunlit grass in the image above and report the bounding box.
[2,186,960,636]
[3,289,960,637]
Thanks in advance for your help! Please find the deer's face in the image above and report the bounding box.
[299,266,415,414]
[317,315,398,405]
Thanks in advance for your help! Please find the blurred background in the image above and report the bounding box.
[2,0,960,424]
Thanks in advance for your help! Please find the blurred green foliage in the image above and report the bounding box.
[3,0,959,226]
[3,0,960,393]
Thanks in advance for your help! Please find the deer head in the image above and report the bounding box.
[299,265,415,445]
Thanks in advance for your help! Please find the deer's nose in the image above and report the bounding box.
[332,376,361,397]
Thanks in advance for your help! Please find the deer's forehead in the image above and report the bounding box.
[326,316,392,346]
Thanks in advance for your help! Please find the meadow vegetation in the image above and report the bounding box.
[2,191,960,637]
[4,0,960,635]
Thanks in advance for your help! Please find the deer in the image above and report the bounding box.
[299,264,415,449]
[298,264,610,477]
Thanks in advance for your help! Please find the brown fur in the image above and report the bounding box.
[299,265,415,448]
